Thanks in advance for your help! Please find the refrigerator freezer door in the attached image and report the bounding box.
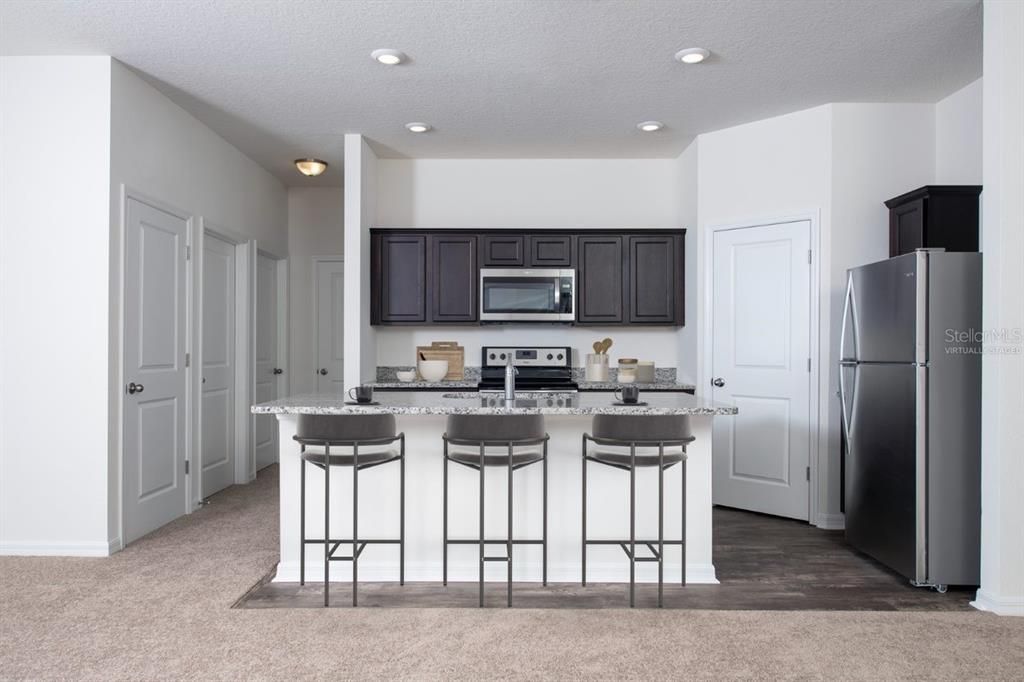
[845,362,920,580]
[847,253,920,363]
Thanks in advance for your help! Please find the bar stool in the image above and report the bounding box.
[582,414,694,607]
[295,414,404,607]
[442,414,549,607]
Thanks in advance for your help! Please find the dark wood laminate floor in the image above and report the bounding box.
[236,506,975,610]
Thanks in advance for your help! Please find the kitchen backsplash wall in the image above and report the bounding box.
[374,326,684,371]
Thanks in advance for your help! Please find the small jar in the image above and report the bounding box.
[618,366,638,383]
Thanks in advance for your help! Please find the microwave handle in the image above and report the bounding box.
[553,280,560,308]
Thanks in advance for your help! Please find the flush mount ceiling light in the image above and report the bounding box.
[675,47,710,64]
[294,158,328,177]
[371,49,407,65]
[405,122,432,133]
[636,121,664,132]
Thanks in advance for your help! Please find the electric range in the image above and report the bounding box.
[477,346,577,392]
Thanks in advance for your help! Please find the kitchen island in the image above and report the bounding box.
[252,391,737,585]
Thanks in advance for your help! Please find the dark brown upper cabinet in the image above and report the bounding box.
[527,234,573,267]
[373,233,427,323]
[480,234,524,266]
[430,234,477,323]
[371,228,686,327]
[885,186,981,257]
[627,234,683,324]
[576,235,624,324]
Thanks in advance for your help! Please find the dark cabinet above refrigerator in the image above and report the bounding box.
[370,228,685,327]
[885,185,982,257]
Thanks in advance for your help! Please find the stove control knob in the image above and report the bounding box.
[557,353,564,360]
[489,353,496,360]
[500,353,506,360]
[546,353,553,360]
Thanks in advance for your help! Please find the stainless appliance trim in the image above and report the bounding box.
[479,268,576,322]
[915,363,928,583]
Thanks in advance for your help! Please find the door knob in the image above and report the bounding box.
[319,368,328,376]
[273,368,283,375]
[712,377,725,388]
[127,382,145,395]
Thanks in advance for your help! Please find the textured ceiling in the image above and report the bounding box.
[1,0,982,186]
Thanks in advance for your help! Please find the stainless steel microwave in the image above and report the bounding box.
[479,268,575,322]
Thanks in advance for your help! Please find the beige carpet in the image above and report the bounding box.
[1,467,1021,680]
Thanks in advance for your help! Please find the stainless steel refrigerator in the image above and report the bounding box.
[840,249,981,589]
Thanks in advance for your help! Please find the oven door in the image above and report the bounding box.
[479,268,575,321]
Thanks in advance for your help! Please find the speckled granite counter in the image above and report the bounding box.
[252,390,735,416]
[367,380,697,392]
[577,381,697,392]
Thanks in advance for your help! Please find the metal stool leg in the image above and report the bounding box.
[629,442,636,608]
[681,457,687,586]
[443,439,448,586]
[353,442,359,607]
[399,435,405,586]
[324,444,330,608]
[507,441,513,608]
[479,442,485,608]
[658,443,665,608]
[582,434,587,587]
[542,439,548,587]
[300,454,306,586]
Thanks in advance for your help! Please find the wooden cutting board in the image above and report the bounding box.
[416,341,465,380]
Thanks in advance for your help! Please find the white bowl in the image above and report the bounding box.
[396,370,416,382]
[417,359,449,382]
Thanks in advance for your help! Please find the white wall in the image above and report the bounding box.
[974,0,1024,617]
[673,140,699,384]
[374,158,685,372]
[344,135,378,386]
[108,59,288,540]
[0,56,114,555]
[287,187,344,394]
[936,78,983,185]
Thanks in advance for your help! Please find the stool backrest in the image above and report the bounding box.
[446,414,545,443]
[295,414,397,444]
[592,414,693,444]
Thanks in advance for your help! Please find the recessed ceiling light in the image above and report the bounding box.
[371,49,407,65]
[405,122,432,133]
[675,47,710,64]
[294,158,328,177]
[637,121,664,132]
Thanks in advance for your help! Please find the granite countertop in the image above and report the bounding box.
[252,390,737,416]
[368,380,697,391]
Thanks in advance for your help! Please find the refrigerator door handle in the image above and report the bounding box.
[839,361,856,447]
[840,274,857,362]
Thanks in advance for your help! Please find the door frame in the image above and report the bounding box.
[700,211,823,525]
[312,255,344,391]
[252,247,288,473]
[116,185,195,550]
[196,219,255,504]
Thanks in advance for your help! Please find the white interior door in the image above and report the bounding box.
[315,259,345,392]
[201,233,236,497]
[254,252,280,470]
[123,197,189,543]
[711,220,811,520]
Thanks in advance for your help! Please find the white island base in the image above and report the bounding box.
[272,413,718,585]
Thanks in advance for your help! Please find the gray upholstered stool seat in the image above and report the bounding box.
[442,413,549,607]
[294,412,405,608]
[583,414,694,608]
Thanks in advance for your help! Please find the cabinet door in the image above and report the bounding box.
[889,199,925,257]
[527,234,573,266]
[379,234,427,322]
[628,234,680,324]
[481,234,524,266]
[430,235,478,322]
[577,236,624,323]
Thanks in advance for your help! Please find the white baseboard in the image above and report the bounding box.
[971,589,1024,617]
[273,560,718,585]
[814,512,846,530]
[0,539,119,557]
